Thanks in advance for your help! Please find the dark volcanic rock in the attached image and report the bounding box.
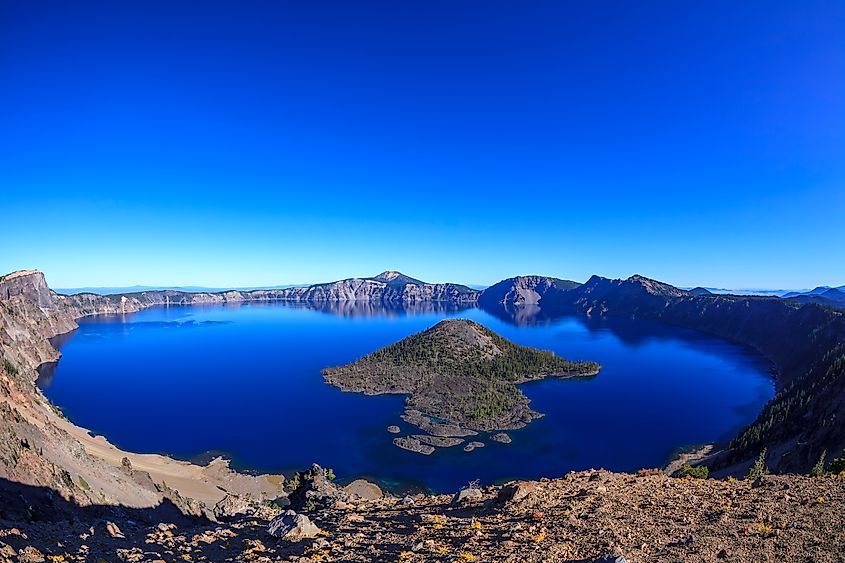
[463,441,485,452]
[490,432,512,444]
[414,435,465,448]
[393,437,435,455]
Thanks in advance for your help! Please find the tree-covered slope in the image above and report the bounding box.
[541,275,845,473]
[322,319,599,430]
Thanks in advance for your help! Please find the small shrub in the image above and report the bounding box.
[827,450,845,474]
[303,496,318,512]
[2,359,18,377]
[810,451,827,477]
[680,464,709,479]
[745,448,769,481]
[78,475,91,491]
[285,472,301,492]
[754,522,774,536]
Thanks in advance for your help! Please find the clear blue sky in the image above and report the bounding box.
[1,1,843,289]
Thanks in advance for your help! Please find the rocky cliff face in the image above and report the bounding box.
[477,275,580,308]
[53,271,479,308]
[0,271,77,377]
[273,271,479,303]
[0,270,54,308]
[0,271,284,516]
[541,274,845,474]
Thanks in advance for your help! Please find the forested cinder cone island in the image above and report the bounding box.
[3,1,844,561]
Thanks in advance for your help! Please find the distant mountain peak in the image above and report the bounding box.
[626,274,688,297]
[371,271,424,285]
[688,287,713,296]
[373,271,403,281]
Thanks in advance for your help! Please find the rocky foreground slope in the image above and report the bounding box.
[2,466,844,562]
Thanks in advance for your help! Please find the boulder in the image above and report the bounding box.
[497,481,537,504]
[343,479,383,500]
[214,494,257,518]
[490,432,512,444]
[105,521,125,538]
[751,476,772,489]
[387,425,401,434]
[268,510,322,541]
[452,487,483,505]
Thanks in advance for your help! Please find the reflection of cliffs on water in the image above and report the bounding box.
[475,275,583,326]
[293,300,476,318]
[477,303,554,326]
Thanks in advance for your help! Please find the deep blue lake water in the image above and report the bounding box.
[39,303,774,493]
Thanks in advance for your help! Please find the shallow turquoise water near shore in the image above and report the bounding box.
[39,303,774,492]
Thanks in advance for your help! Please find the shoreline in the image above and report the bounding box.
[15,356,285,508]
[3,271,779,506]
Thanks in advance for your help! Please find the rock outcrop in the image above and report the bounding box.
[267,510,322,541]
[478,275,580,308]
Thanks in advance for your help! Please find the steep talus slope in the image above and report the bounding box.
[541,275,845,473]
[2,470,844,562]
